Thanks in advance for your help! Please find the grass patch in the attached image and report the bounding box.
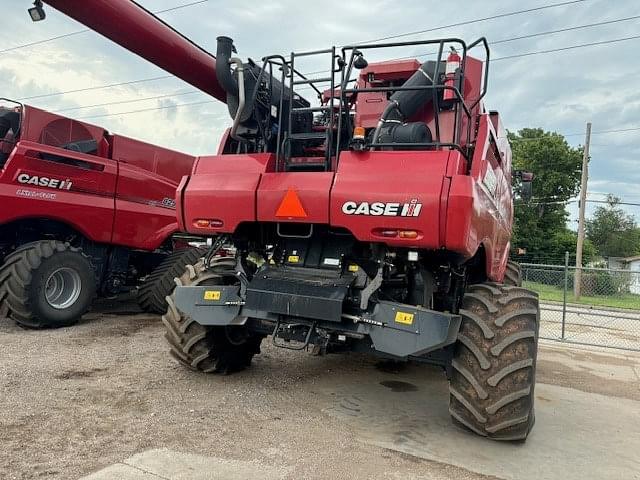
[524,281,640,310]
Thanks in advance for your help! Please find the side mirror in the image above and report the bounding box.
[28,0,46,21]
[353,51,368,70]
[514,171,534,202]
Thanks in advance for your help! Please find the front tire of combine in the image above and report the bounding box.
[162,257,263,374]
[0,264,10,319]
[449,283,539,441]
[503,261,522,287]
[0,241,96,329]
[137,247,206,314]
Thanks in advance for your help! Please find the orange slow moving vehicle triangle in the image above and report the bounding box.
[275,187,307,218]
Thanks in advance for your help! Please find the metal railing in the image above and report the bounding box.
[521,255,640,351]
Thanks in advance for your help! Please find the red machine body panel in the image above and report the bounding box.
[0,141,117,244]
[179,112,512,280]
[444,114,513,279]
[110,135,195,249]
[330,151,450,248]
[182,153,274,235]
[258,172,333,224]
[0,105,196,252]
[179,113,512,281]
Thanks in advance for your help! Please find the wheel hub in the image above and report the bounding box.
[45,267,82,309]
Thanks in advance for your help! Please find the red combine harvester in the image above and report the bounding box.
[0,101,204,327]
[36,0,538,440]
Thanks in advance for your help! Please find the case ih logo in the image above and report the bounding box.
[342,199,422,217]
[17,173,72,190]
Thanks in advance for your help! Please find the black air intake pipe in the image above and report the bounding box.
[372,61,440,145]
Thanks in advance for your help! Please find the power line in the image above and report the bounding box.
[387,15,640,66]
[509,127,640,143]
[16,75,174,101]
[589,191,640,198]
[13,1,595,102]
[16,4,640,125]
[56,89,200,112]
[302,14,640,77]
[517,198,640,207]
[28,29,640,113]
[493,34,640,61]
[355,0,589,44]
[491,15,640,45]
[77,99,215,120]
[586,199,640,207]
[0,0,209,54]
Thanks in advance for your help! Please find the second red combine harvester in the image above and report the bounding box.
[0,101,204,327]
[37,0,539,440]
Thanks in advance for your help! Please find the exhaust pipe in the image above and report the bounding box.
[216,36,239,98]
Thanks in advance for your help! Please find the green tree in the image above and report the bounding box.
[586,195,640,258]
[548,228,596,265]
[509,128,583,262]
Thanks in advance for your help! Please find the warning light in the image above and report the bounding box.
[353,126,365,140]
[193,219,223,229]
[372,228,421,240]
[275,188,308,218]
[399,230,418,239]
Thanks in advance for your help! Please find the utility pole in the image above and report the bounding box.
[574,122,591,299]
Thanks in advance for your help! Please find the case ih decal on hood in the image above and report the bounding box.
[16,173,73,190]
[341,199,422,217]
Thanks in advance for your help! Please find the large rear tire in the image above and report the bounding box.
[138,247,205,314]
[0,241,96,328]
[449,283,539,441]
[162,257,263,374]
[503,261,522,287]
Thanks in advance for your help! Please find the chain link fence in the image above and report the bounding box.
[520,258,640,351]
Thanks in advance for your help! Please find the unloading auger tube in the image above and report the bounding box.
[41,0,227,102]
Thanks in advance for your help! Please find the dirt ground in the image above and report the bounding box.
[1,300,639,480]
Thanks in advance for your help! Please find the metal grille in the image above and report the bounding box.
[521,261,640,351]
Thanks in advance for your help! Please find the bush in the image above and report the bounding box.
[522,267,565,288]
[580,271,626,296]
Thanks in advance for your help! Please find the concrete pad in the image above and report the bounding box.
[81,449,289,480]
[322,359,640,480]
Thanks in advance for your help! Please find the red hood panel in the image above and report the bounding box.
[330,151,450,248]
[182,153,274,234]
[181,151,450,247]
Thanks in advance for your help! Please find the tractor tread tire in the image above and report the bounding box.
[162,258,263,375]
[504,261,522,287]
[138,247,206,314]
[449,282,539,441]
[0,240,95,329]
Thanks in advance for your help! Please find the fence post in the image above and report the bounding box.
[562,251,568,340]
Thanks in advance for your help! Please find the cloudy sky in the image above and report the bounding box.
[1,0,639,226]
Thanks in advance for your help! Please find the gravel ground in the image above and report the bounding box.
[1,300,638,480]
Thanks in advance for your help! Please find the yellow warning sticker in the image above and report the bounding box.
[348,264,359,272]
[288,255,300,263]
[203,290,221,300]
[395,311,414,325]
